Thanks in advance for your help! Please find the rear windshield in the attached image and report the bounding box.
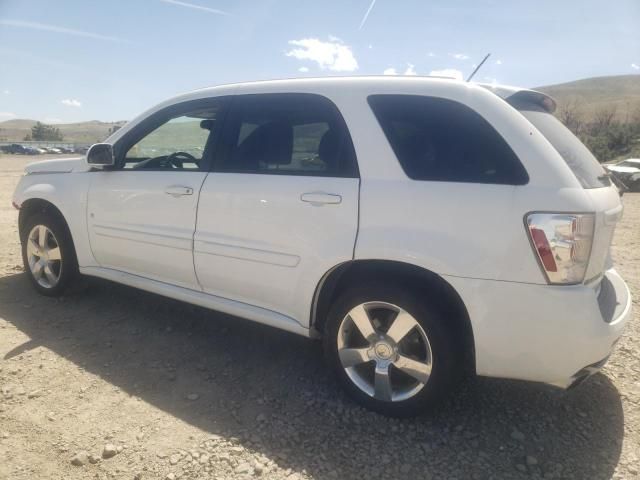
[514,102,610,188]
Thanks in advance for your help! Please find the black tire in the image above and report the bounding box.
[324,283,462,417]
[20,212,79,297]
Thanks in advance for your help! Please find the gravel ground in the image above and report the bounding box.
[0,154,638,480]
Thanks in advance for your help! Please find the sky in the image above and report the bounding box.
[0,0,638,123]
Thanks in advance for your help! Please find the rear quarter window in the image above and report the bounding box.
[367,95,529,185]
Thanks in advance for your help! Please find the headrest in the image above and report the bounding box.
[200,119,215,130]
[318,129,342,171]
[237,121,293,166]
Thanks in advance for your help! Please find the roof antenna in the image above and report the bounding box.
[466,53,491,82]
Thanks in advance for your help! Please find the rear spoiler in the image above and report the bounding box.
[479,84,557,113]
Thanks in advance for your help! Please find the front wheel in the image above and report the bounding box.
[324,284,461,417]
[21,213,78,296]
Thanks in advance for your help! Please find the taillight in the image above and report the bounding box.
[526,213,595,284]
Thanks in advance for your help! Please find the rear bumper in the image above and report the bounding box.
[566,355,611,390]
[444,268,632,387]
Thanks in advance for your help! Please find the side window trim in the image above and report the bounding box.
[213,93,359,178]
[112,96,231,172]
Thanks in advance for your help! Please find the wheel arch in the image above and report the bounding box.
[311,259,476,374]
[18,198,77,258]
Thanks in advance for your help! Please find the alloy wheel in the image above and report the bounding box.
[337,301,433,402]
[26,224,62,289]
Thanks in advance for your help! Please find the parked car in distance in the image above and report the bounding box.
[605,159,640,191]
[40,147,62,154]
[12,77,632,416]
[1,143,29,154]
[23,146,42,155]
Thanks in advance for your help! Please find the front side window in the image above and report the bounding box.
[368,95,529,185]
[119,100,226,171]
[218,93,358,177]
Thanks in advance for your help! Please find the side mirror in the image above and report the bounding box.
[86,143,115,167]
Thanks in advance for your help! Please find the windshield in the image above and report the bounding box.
[515,103,610,189]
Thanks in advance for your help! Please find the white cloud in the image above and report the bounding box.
[359,0,378,30]
[160,0,228,15]
[383,65,417,76]
[61,99,82,108]
[495,59,503,65]
[427,52,436,57]
[483,76,498,86]
[298,66,309,73]
[0,112,17,120]
[404,63,417,76]
[368,44,373,49]
[451,53,470,60]
[0,19,128,43]
[286,37,358,72]
[632,63,640,70]
[2,90,9,95]
[429,68,464,80]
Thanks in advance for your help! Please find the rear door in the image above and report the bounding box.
[194,93,360,325]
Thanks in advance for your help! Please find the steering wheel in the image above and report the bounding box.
[165,151,197,169]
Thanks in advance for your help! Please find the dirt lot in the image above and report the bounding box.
[0,154,638,480]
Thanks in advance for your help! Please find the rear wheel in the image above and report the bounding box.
[324,284,461,417]
[21,213,78,296]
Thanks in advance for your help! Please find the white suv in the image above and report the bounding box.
[12,77,632,416]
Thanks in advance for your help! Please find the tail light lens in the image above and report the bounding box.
[526,213,595,284]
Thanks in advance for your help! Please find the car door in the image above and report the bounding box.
[194,93,360,325]
[87,97,227,290]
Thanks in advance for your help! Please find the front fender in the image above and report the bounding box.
[13,173,96,268]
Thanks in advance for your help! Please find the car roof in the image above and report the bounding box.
[196,75,465,91]
[174,75,554,110]
[110,76,556,144]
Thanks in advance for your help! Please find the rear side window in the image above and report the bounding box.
[512,102,610,189]
[218,93,358,177]
[368,95,528,185]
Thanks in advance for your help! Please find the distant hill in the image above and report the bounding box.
[536,75,640,122]
[0,119,127,144]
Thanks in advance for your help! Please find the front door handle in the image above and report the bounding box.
[165,186,194,197]
[300,192,342,205]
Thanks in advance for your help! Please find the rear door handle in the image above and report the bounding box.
[300,192,342,205]
[165,186,194,197]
